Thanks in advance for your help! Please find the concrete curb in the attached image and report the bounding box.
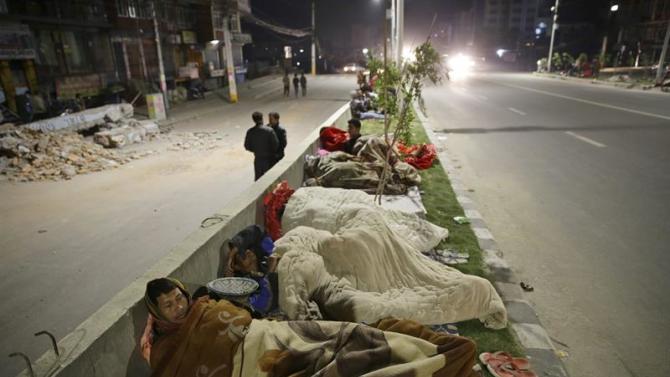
[415,105,570,377]
[532,72,669,94]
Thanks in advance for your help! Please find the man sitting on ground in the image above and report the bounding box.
[343,118,362,154]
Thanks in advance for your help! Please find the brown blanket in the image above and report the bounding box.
[150,299,478,377]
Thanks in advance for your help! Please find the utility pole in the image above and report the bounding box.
[397,0,404,65]
[391,0,396,64]
[656,20,670,84]
[151,1,168,109]
[546,0,559,72]
[223,16,238,103]
[311,0,316,75]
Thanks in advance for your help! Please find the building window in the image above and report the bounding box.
[116,0,151,19]
[61,31,91,73]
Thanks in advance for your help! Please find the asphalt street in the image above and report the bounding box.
[0,74,353,377]
[423,73,670,377]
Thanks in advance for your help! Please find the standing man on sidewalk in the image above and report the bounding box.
[282,73,290,97]
[268,112,287,167]
[300,73,307,96]
[244,112,279,181]
[292,73,300,98]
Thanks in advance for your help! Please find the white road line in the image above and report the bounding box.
[508,107,527,115]
[565,131,607,148]
[498,82,670,121]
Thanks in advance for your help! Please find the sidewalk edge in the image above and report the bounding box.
[414,104,571,377]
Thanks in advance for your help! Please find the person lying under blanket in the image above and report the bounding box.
[141,277,481,377]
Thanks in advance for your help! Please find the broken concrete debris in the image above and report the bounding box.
[93,120,159,148]
[23,104,134,133]
[0,124,142,182]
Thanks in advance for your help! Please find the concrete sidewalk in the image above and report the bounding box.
[133,75,283,128]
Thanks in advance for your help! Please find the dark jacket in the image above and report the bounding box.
[299,76,307,88]
[269,123,287,162]
[244,123,279,160]
[292,76,299,86]
[344,134,361,154]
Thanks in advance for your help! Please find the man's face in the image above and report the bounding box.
[348,125,360,137]
[157,288,189,323]
[234,249,258,273]
[269,116,279,126]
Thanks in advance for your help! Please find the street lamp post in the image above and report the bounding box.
[546,0,560,72]
[311,0,316,75]
[656,19,670,84]
[600,4,619,65]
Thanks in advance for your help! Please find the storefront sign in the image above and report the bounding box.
[232,32,252,44]
[181,31,197,44]
[210,69,225,77]
[167,34,181,44]
[0,24,36,59]
[56,74,103,99]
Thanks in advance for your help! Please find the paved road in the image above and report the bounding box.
[0,74,354,376]
[423,73,670,377]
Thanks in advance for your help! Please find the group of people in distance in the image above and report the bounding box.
[282,71,307,97]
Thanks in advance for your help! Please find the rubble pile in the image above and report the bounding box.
[0,125,141,182]
[93,119,160,148]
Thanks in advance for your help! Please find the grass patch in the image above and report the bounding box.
[362,117,525,360]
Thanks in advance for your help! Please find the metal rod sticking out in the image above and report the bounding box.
[8,352,35,377]
[35,330,60,356]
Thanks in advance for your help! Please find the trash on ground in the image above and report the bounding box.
[520,281,534,292]
[453,216,470,224]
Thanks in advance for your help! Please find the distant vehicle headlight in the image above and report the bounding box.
[448,54,475,73]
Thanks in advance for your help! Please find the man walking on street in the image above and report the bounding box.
[244,112,279,181]
[300,73,307,96]
[282,73,290,97]
[268,112,287,167]
[292,73,300,98]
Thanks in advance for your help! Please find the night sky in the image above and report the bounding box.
[246,0,473,62]
[244,0,610,67]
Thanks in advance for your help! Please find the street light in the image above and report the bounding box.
[546,0,560,72]
[362,48,369,55]
[600,3,620,64]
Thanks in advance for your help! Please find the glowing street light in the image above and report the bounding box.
[610,4,619,12]
[362,48,369,55]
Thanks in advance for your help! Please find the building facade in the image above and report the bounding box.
[0,0,250,114]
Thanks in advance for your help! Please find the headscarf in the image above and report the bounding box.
[140,278,192,364]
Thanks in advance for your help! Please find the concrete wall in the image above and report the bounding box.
[19,103,351,377]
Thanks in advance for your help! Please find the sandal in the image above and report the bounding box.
[488,363,538,377]
[479,352,530,370]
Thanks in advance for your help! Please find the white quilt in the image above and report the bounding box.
[275,187,507,329]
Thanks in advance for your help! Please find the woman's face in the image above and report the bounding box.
[157,288,189,323]
[235,249,258,273]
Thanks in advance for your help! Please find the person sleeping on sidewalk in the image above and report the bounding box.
[140,277,481,377]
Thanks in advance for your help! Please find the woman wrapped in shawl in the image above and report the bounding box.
[141,277,481,377]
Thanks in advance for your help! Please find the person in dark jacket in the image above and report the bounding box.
[343,118,362,154]
[244,111,279,180]
[282,74,290,97]
[299,73,307,96]
[292,74,300,97]
[268,112,287,166]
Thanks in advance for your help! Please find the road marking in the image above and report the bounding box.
[497,82,670,121]
[565,131,607,148]
[253,86,281,100]
[508,107,527,115]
